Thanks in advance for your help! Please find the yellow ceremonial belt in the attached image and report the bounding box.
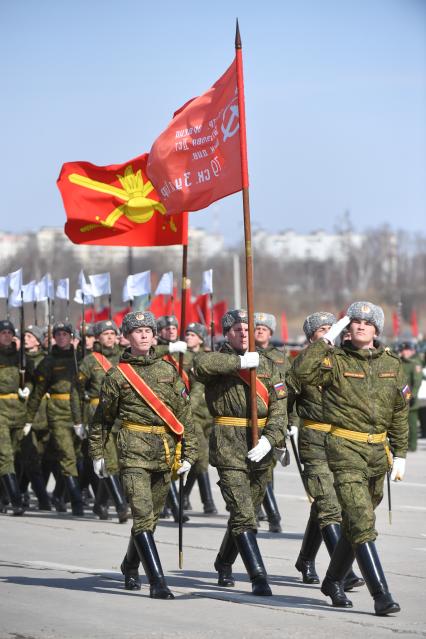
[90,398,100,406]
[303,419,332,433]
[214,416,267,428]
[330,426,387,444]
[122,421,171,465]
[50,393,71,400]
[0,393,19,399]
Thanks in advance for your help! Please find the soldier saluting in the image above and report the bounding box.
[193,309,287,596]
[89,311,197,599]
[292,302,409,615]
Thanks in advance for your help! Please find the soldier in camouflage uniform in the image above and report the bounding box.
[20,325,51,510]
[254,312,287,533]
[291,302,408,615]
[71,319,128,522]
[25,322,86,516]
[183,322,218,515]
[287,312,363,590]
[0,320,28,514]
[398,341,423,452]
[89,311,197,599]
[193,309,287,596]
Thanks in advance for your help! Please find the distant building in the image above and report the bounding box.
[252,229,364,262]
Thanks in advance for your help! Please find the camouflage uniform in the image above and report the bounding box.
[21,349,50,476]
[0,342,27,477]
[193,342,287,533]
[292,339,408,545]
[89,346,197,534]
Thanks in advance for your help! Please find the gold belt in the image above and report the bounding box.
[0,393,19,399]
[122,421,167,434]
[50,393,70,400]
[90,398,100,406]
[330,426,387,444]
[303,419,332,433]
[214,416,267,428]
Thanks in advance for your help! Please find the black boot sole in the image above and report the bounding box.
[321,578,353,608]
[295,558,320,584]
[252,576,272,596]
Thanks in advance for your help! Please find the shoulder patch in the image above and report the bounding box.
[402,384,412,403]
[321,356,333,369]
[181,387,189,400]
[273,380,287,399]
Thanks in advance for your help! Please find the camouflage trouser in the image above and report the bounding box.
[49,421,80,477]
[217,467,269,535]
[121,468,171,534]
[325,433,388,546]
[20,428,50,476]
[104,432,120,476]
[302,460,342,528]
[191,422,210,475]
[0,423,24,476]
[408,410,418,452]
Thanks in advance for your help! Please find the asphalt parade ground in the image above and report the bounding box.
[1,442,425,639]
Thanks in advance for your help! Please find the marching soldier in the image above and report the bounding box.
[89,311,197,599]
[71,319,128,522]
[183,322,218,515]
[193,309,287,596]
[398,341,423,452]
[254,312,286,532]
[292,302,408,615]
[0,319,28,514]
[20,325,51,510]
[156,315,179,346]
[25,321,86,516]
[286,312,363,589]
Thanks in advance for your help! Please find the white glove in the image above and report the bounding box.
[287,424,298,438]
[239,351,260,369]
[169,341,187,354]
[390,457,406,481]
[23,423,32,436]
[73,424,87,440]
[323,316,351,345]
[176,460,191,484]
[93,458,107,478]
[18,387,30,399]
[247,435,272,462]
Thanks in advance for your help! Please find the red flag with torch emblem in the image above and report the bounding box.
[57,153,188,246]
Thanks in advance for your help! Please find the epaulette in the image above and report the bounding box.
[384,347,400,360]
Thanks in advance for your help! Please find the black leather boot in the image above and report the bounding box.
[322,523,364,591]
[29,472,51,511]
[120,536,141,590]
[321,534,354,608]
[105,475,128,523]
[262,482,282,533]
[295,514,322,583]
[235,530,272,596]
[198,472,218,515]
[1,473,25,515]
[214,527,239,586]
[167,481,189,523]
[64,476,85,516]
[355,541,400,615]
[50,467,67,512]
[93,480,109,520]
[133,531,174,599]
[183,468,197,511]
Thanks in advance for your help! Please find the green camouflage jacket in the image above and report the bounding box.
[88,346,197,471]
[26,345,80,424]
[0,343,28,427]
[25,349,48,430]
[291,339,409,458]
[257,344,289,377]
[401,355,423,411]
[192,342,287,469]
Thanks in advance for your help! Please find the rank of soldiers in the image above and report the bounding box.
[0,301,414,615]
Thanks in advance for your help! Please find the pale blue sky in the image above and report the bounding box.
[0,0,424,242]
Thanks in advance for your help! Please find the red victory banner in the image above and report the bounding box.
[147,60,242,215]
[57,153,188,246]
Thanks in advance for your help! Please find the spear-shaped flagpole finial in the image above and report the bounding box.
[235,18,242,49]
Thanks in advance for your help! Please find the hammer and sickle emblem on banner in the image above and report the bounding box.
[221,96,239,142]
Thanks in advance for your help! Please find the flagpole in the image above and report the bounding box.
[108,293,112,320]
[33,300,37,325]
[209,292,215,351]
[66,298,70,322]
[235,20,258,447]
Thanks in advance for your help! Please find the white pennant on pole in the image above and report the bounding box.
[56,278,70,300]
[0,276,9,298]
[154,272,173,296]
[123,271,151,302]
[200,269,213,295]
[89,272,111,297]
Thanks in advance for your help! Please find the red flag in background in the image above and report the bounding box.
[411,309,419,337]
[149,295,167,319]
[113,306,132,328]
[147,59,242,215]
[281,312,289,342]
[392,311,400,338]
[80,306,110,325]
[213,300,228,334]
[58,153,188,247]
[194,294,211,326]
